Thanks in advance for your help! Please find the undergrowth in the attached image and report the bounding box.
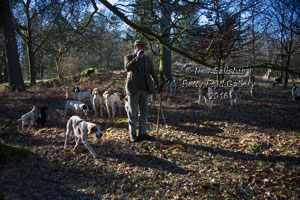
[0,143,32,163]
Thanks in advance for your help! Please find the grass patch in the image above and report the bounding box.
[0,83,9,92]
[116,118,128,129]
[38,128,48,133]
[246,143,262,153]
[80,67,98,77]
[0,143,32,163]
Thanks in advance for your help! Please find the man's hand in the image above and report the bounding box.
[136,50,144,59]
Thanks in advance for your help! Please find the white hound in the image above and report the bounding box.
[198,86,214,108]
[18,106,38,130]
[92,88,103,117]
[63,89,70,100]
[165,77,177,96]
[64,100,90,119]
[103,91,122,118]
[64,116,102,158]
[73,86,93,103]
[229,86,241,106]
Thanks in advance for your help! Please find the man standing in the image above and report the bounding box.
[124,40,161,142]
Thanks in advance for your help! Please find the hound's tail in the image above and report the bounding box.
[63,89,69,100]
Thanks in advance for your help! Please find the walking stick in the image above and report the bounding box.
[156,92,162,134]
[156,79,171,135]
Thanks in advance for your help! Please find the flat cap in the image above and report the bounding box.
[134,40,147,47]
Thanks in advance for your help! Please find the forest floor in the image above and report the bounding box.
[0,70,300,199]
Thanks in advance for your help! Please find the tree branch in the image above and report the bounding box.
[77,0,99,32]
[98,0,300,74]
[98,0,215,68]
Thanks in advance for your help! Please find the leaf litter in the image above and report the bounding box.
[0,74,300,199]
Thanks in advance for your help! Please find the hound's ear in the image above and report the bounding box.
[73,86,80,92]
[80,104,88,110]
[88,124,97,134]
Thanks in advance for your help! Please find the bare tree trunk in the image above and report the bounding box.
[40,62,44,80]
[27,34,36,85]
[0,0,25,91]
[99,40,102,70]
[159,45,172,81]
[159,0,172,82]
[55,56,61,79]
[23,0,37,86]
[26,27,36,85]
[218,57,225,81]
[284,56,290,89]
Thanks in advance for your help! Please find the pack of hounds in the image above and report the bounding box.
[18,82,300,158]
[18,86,124,158]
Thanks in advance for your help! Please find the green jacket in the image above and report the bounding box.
[124,53,160,96]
